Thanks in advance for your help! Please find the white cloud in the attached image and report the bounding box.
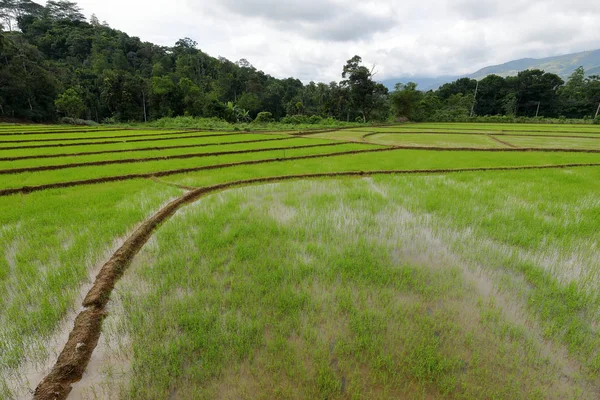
[69,0,600,82]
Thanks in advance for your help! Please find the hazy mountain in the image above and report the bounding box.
[382,48,600,91]
[380,75,460,92]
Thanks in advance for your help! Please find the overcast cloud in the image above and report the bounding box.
[69,0,600,82]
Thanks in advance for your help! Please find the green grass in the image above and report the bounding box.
[100,170,599,399]
[0,142,380,190]
[364,133,505,148]
[0,131,239,148]
[385,123,600,133]
[0,133,290,158]
[0,137,338,171]
[499,135,600,149]
[0,124,106,133]
[0,129,184,141]
[1,122,599,398]
[163,149,600,188]
[0,180,183,394]
[345,123,600,137]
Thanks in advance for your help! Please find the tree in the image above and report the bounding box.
[438,78,477,100]
[0,0,43,31]
[341,55,388,122]
[513,69,563,117]
[55,88,84,118]
[558,67,588,118]
[474,74,509,116]
[390,82,422,120]
[45,0,84,22]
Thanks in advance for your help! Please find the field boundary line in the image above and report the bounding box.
[0,130,206,144]
[0,128,132,136]
[2,145,600,196]
[0,132,259,151]
[487,135,519,148]
[356,126,600,134]
[149,176,196,191]
[0,137,297,162]
[33,162,600,399]
[0,142,350,175]
[353,129,600,140]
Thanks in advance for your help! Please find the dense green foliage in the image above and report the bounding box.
[1,0,599,126]
[392,68,600,122]
[0,1,389,123]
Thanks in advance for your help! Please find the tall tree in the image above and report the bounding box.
[390,82,422,120]
[341,55,388,122]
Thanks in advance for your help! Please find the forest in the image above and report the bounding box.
[1,0,600,124]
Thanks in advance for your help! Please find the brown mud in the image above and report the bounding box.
[487,135,519,148]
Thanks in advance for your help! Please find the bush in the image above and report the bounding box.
[60,117,98,126]
[281,114,310,124]
[253,111,273,123]
[308,115,322,124]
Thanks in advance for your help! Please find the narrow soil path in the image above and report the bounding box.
[0,130,202,144]
[0,142,347,175]
[1,143,600,197]
[487,134,519,148]
[0,137,296,162]
[33,167,600,399]
[354,129,600,140]
[0,128,130,136]
[0,132,254,151]
[352,126,600,134]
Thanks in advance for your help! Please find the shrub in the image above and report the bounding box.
[253,112,273,123]
[308,115,322,124]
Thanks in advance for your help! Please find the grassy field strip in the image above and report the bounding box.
[0,142,351,175]
[0,130,199,143]
[0,137,338,170]
[0,128,128,136]
[366,124,600,133]
[0,137,300,163]
[37,170,600,399]
[1,147,600,194]
[361,133,507,148]
[497,135,600,150]
[163,149,600,189]
[485,135,518,148]
[0,127,120,135]
[353,129,600,139]
[0,131,253,150]
[0,180,184,398]
[0,133,293,158]
[96,175,599,399]
[0,144,382,192]
[4,162,600,201]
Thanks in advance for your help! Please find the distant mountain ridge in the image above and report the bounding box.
[382,48,600,91]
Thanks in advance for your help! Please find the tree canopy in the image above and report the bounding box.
[1,0,599,124]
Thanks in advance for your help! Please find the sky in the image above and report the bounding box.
[70,0,600,83]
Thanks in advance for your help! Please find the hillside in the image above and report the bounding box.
[383,48,600,91]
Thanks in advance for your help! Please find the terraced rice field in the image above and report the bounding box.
[1,123,600,399]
